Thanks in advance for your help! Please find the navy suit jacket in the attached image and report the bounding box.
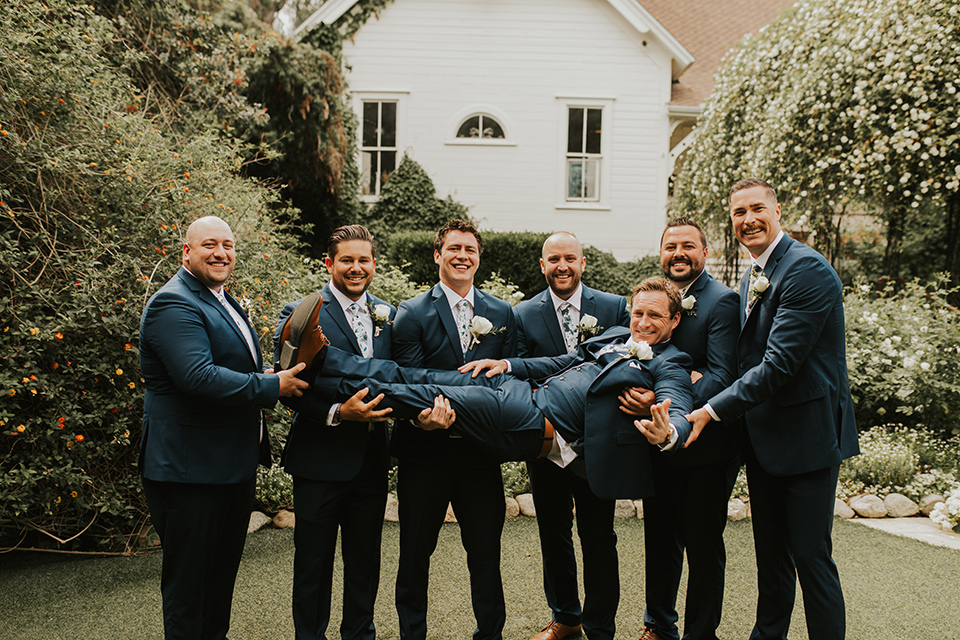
[274,284,396,482]
[509,326,694,500]
[139,267,278,484]
[709,236,859,476]
[513,285,628,358]
[669,272,740,467]
[390,283,518,461]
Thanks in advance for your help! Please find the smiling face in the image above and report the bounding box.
[435,229,480,295]
[540,233,585,300]
[660,225,707,288]
[326,239,376,301]
[629,290,680,346]
[730,185,782,258]
[182,216,235,290]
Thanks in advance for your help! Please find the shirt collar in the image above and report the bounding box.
[677,272,704,298]
[549,284,582,313]
[753,230,785,270]
[439,281,475,311]
[329,283,368,314]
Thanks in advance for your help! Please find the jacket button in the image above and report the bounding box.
[739,362,746,369]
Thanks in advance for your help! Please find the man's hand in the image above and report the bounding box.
[339,387,392,422]
[619,386,655,416]
[683,407,713,448]
[276,362,310,397]
[415,395,456,431]
[458,359,508,378]
[634,398,672,445]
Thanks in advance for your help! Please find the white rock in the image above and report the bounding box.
[505,496,520,518]
[727,498,749,521]
[248,511,272,533]
[834,499,855,519]
[920,494,945,516]
[614,499,636,518]
[849,494,887,518]
[273,509,296,529]
[444,503,457,523]
[516,493,537,517]
[384,493,399,522]
[633,500,644,519]
[884,493,919,518]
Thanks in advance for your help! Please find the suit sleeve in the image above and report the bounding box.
[615,295,630,327]
[391,299,426,367]
[692,290,739,405]
[710,255,841,422]
[501,304,518,358]
[650,351,695,451]
[143,291,279,406]
[508,351,579,380]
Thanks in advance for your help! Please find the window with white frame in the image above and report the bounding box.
[360,100,397,197]
[565,106,603,202]
[456,114,505,139]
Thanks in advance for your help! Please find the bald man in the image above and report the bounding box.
[139,216,308,640]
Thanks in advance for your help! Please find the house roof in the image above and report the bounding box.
[640,0,798,106]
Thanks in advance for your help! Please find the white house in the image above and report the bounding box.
[295,0,794,259]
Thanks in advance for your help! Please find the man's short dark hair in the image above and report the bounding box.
[328,225,376,259]
[632,276,682,317]
[728,178,778,203]
[661,217,707,248]
[434,219,483,254]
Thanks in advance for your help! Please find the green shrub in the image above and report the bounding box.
[840,426,919,495]
[255,465,295,513]
[500,462,530,497]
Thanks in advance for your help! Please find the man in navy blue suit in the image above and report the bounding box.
[273,225,397,640]
[513,232,629,640]
[687,179,859,640]
[389,219,518,640]
[139,216,308,640]
[623,218,739,640]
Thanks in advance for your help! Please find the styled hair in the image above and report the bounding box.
[661,216,707,248]
[328,224,376,259]
[728,178,778,203]
[631,276,682,317]
[434,219,483,254]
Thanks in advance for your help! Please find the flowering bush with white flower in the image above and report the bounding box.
[930,487,960,533]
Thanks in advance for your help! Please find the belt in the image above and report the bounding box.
[539,418,556,458]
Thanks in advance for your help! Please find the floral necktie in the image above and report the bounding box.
[348,302,370,358]
[559,302,578,354]
[456,299,471,356]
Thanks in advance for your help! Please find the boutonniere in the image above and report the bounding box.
[367,302,393,337]
[626,339,654,361]
[576,314,602,338]
[748,274,770,306]
[681,295,697,316]
[468,315,505,349]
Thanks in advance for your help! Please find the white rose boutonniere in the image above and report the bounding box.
[368,302,393,337]
[748,274,770,307]
[468,315,505,349]
[681,295,697,316]
[577,314,602,338]
[626,339,654,361]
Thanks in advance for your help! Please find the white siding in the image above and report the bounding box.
[343,0,676,260]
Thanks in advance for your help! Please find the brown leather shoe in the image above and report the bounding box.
[531,621,582,640]
[277,291,329,372]
[638,628,665,640]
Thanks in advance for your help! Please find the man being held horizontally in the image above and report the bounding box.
[388,219,517,640]
[273,225,396,640]
[621,218,740,640]
[686,179,859,640]
[513,231,629,640]
[139,216,308,640]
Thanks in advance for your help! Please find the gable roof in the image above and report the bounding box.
[294,0,695,79]
[640,0,798,106]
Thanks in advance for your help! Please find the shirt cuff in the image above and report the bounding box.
[326,403,341,426]
[504,360,512,374]
[658,423,679,451]
[704,403,720,422]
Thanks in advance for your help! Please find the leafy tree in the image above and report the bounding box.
[672,0,960,286]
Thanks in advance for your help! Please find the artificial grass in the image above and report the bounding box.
[1,518,958,639]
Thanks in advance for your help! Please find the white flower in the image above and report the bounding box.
[576,314,602,337]
[681,295,697,316]
[754,275,770,293]
[468,315,502,349]
[372,304,391,323]
[626,339,654,361]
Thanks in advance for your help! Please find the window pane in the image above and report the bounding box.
[362,102,379,148]
[457,115,481,138]
[583,158,600,200]
[567,159,584,199]
[361,151,376,196]
[585,108,602,154]
[480,116,504,139]
[380,151,396,187]
[567,108,584,153]
[381,102,397,147]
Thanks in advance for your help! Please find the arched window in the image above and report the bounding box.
[456,114,505,140]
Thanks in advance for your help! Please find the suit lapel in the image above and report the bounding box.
[370,294,391,359]
[465,290,488,360]
[324,285,364,357]
[432,285,464,365]
[538,292,567,354]
[182,270,259,367]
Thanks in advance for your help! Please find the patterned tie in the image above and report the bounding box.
[559,302,578,354]
[456,299,471,355]
[348,302,370,358]
[747,263,764,314]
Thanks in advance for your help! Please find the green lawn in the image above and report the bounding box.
[2,518,958,639]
